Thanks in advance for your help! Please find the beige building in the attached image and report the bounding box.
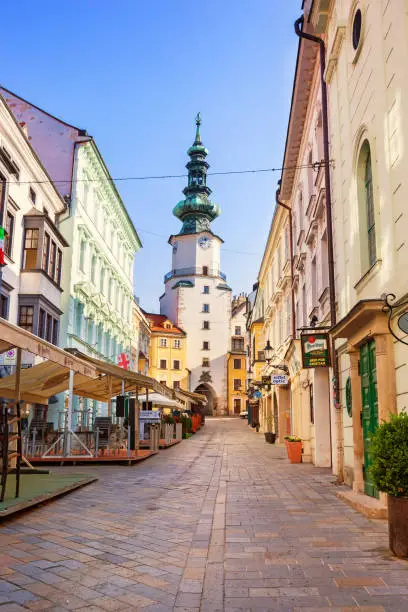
[309,0,408,501]
[227,294,248,416]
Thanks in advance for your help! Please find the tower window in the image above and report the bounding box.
[203,285,210,294]
[203,341,210,350]
[202,358,210,367]
[203,320,210,330]
[203,304,210,313]
[357,140,377,271]
[202,266,208,276]
[352,8,362,51]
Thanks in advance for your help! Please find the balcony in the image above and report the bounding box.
[164,267,227,282]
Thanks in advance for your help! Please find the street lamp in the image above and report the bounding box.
[263,340,289,375]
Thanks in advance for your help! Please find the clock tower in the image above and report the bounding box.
[160,115,231,415]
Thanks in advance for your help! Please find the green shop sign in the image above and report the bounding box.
[301,333,331,368]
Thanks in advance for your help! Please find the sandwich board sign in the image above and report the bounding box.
[301,333,331,368]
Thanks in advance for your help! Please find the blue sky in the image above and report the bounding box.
[2,1,300,312]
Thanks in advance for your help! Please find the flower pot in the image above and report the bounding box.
[388,495,408,558]
[264,432,276,444]
[286,440,302,463]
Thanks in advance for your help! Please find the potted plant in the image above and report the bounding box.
[284,435,302,463]
[264,418,276,444]
[370,412,408,558]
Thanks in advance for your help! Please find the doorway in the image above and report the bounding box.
[360,339,379,498]
[233,398,241,415]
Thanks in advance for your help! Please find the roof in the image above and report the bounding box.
[144,313,186,335]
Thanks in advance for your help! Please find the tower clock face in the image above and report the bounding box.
[198,236,212,250]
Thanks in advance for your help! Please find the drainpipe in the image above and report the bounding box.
[294,15,342,478]
[275,187,296,340]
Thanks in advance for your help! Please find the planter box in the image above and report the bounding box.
[286,440,302,463]
[388,495,408,558]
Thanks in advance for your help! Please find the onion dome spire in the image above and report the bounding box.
[173,114,220,235]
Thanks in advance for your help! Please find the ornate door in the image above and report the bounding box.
[360,339,379,498]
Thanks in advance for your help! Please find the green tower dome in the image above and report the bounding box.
[173,113,220,234]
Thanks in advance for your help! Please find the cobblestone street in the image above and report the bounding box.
[1,418,408,611]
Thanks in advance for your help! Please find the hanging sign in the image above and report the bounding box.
[301,333,331,368]
[271,374,289,385]
[398,312,408,335]
[262,375,271,385]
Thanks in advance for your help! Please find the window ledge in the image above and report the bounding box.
[20,268,63,292]
[354,259,382,292]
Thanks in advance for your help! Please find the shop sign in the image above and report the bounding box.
[271,374,289,385]
[301,333,331,368]
[262,375,271,385]
[398,312,408,335]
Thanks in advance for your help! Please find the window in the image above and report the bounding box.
[52,319,59,345]
[87,318,94,345]
[233,358,241,370]
[160,359,167,369]
[29,187,36,204]
[203,304,210,313]
[38,309,46,339]
[202,358,210,368]
[234,398,241,415]
[49,241,56,279]
[56,249,62,285]
[0,293,9,319]
[233,379,241,391]
[100,267,105,293]
[284,225,289,262]
[202,266,208,275]
[19,305,34,332]
[91,255,97,284]
[42,233,50,273]
[108,277,113,301]
[4,211,14,258]
[173,339,181,349]
[173,381,180,390]
[173,360,180,370]
[203,285,210,294]
[232,338,244,351]
[203,320,210,330]
[46,312,53,342]
[234,326,241,336]
[352,8,362,50]
[203,341,210,350]
[75,302,83,336]
[79,239,86,272]
[160,338,167,348]
[357,141,376,271]
[365,147,376,267]
[23,229,39,270]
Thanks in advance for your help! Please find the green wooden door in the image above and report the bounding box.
[360,339,379,498]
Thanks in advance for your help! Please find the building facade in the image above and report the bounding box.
[160,116,231,414]
[311,0,408,500]
[132,300,151,375]
[227,295,248,416]
[1,87,142,426]
[145,313,188,391]
[0,93,67,356]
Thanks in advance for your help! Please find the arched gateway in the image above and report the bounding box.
[194,383,217,416]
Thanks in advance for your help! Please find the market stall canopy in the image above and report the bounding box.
[0,318,96,378]
[175,389,207,406]
[135,393,182,409]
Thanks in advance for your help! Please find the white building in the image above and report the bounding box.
[160,116,231,414]
[1,87,142,426]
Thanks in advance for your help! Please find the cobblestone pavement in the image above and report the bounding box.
[1,418,408,611]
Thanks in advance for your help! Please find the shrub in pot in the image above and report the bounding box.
[284,435,302,463]
[370,412,408,558]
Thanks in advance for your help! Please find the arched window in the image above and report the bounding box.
[357,140,376,270]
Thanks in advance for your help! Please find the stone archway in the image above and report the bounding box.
[194,383,217,416]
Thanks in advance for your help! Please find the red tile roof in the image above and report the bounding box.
[144,312,186,335]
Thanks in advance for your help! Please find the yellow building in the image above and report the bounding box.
[145,313,189,391]
[227,295,248,416]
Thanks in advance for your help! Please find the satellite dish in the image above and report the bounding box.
[398,312,408,335]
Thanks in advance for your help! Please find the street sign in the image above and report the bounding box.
[254,390,262,399]
[271,374,289,385]
[301,333,331,368]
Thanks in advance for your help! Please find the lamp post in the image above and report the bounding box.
[263,341,289,374]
